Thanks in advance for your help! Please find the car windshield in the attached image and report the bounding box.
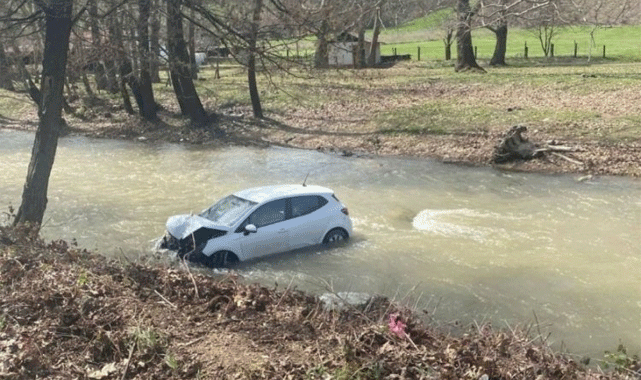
[199,195,257,227]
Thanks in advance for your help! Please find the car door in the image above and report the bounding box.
[287,195,329,250]
[238,198,290,260]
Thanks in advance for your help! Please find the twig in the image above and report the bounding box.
[550,151,584,166]
[545,144,579,152]
[178,337,205,347]
[532,310,550,346]
[400,281,422,304]
[154,289,177,309]
[181,257,200,299]
[406,334,419,350]
[411,291,424,311]
[121,342,136,380]
[119,247,133,264]
[275,276,296,309]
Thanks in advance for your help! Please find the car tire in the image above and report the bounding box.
[323,228,348,244]
[204,250,237,268]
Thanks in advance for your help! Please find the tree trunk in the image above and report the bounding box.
[150,0,161,83]
[188,4,198,79]
[489,23,508,66]
[367,0,385,67]
[492,125,541,163]
[248,0,263,119]
[167,0,209,127]
[89,0,109,91]
[455,0,484,72]
[107,2,137,114]
[119,77,135,114]
[138,0,157,121]
[444,29,453,61]
[14,0,73,227]
[354,19,366,69]
[121,59,145,113]
[0,40,14,91]
[314,19,329,68]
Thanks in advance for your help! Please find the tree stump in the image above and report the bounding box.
[492,125,541,163]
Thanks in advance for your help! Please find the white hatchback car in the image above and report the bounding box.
[159,184,352,267]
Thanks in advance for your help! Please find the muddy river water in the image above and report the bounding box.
[2,129,640,358]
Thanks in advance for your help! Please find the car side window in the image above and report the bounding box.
[291,196,328,218]
[247,199,287,228]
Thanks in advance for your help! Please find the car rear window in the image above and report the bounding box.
[291,195,328,218]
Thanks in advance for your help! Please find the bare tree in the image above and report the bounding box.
[188,0,198,79]
[248,0,264,118]
[137,0,157,121]
[88,0,110,92]
[567,0,636,61]
[14,0,73,227]
[149,0,161,82]
[455,0,484,72]
[0,39,14,90]
[367,0,385,66]
[167,0,209,127]
[475,0,557,64]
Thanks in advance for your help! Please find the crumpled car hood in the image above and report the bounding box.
[166,214,230,239]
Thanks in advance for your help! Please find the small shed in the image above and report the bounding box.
[328,32,380,67]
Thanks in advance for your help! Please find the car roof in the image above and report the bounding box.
[233,184,334,204]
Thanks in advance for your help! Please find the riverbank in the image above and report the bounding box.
[2,224,637,379]
[4,106,640,178]
[2,61,641,178]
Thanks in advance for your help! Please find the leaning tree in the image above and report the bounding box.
[13,0,74,227]
[167,0,209,127]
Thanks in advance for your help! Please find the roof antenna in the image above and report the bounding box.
[302,171,310,187]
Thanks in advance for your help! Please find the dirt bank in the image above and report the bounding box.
[1,225,638,379]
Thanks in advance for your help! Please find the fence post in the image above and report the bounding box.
[574,41,578,57]
[417,46,420,61]
[474,46,477,59]
[603,45,606,58]
[550,43,554,58]
[524,42,528,59]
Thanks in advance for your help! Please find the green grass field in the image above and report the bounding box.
[376,25,641,62]
[373,10,641,61]
[284,13,641,63]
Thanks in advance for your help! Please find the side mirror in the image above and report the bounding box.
[244,224,257,235]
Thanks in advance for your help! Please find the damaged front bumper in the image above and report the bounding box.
[159,232,195,257]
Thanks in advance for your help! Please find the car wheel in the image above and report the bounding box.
[205,250,237,268]
[323,228,348,244]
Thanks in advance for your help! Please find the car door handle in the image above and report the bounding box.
[278,229,287,234]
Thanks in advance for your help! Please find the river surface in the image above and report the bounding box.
[2,129,640,358]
